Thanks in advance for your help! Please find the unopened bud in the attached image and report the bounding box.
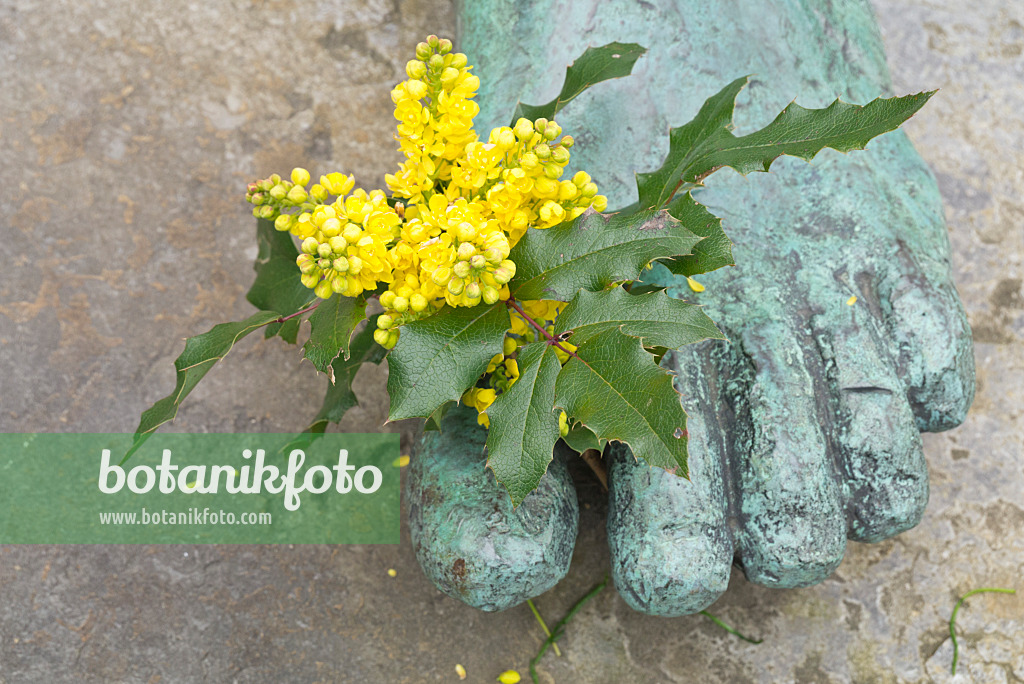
[482,285,500,305]
[560,135,574,148]
[249,192,265,205]
[551,146,570,164]
[274,213,294,232]
[431,266,451,286]
[314,279,333,300]
[332,256,349,273]
[544,121,562,140]
[410,293,428,312]
[453,261,471,279]
[449,52,467,69]
[310,184,328,202]
[327,236,347,253]
[393,296,409,313]
[533,118,548,132]
[378,314,395,330]
[348,256,363,274]
[406,60,427,79]
[269,184,287,200]
[513,118,534,140]
[447,277,465,296]
[519,152,539,170]
[291,167,311,187]
[286,185,308,204]
[483,248,503,264]
[457,241,476,260]
[426,35,440,49]
[415,42,432,61]
[592,195,608,212]
[534,143,551,160]
[469,254,486,270]
[428,54,444,71]
[543,163,563,180]
[296,254,316,274]
[581,182,599,198]
[258,205,276,219]
[406,78,428,100]
[380,291,397,309]
[317,242,332,259]
[301,272,320,289]
[464,282,481,301]
[440,67,459,88]
[437,38,452,54]
[373,328,391,347]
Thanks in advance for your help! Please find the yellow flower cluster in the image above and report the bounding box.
[245,35,607,427]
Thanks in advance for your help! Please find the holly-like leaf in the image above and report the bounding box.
[661,192,734,277]
[386,303,510,420]
[562,424,606,456]
[554,328,689,477]
[508,208,701,301]
[637,76,935,209]
[279,319,387,455]
[512,42,646,123]
[126,310,280,462]
[246,218,314,343]
[554,287,723,348]
[485,342,562,507]
[424,400,455,432]
[302,295,367,378]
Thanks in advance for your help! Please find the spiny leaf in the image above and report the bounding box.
[280,319,386,455]
[661,192,734,277]
[554,328,689,476]
[486,342,562,507]
[302,295,367,377]
[637,76,935,209]
[561,424,606,456]
[386,303,510,420]
[554,287,724,348]
[126,310,281,462]
[508,208,701,301]
[512,42,646,123]
[247,218,314,342]
[424,400,455,432]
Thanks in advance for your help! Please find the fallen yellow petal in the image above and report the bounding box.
[686,276,705,293]
[392,455,410,467]
[455,663,467,680]
[498,670,521,684]
[847,295,857,306]
[387,568,397,577]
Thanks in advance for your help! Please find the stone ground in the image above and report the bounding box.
[0,0,1021,682]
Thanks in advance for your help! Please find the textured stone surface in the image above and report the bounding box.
[0,0,1020,681]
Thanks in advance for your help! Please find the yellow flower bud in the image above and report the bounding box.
[558,181,579,201]
[406,78,428,100]
[514,118,534,140]
[406,60,427,79]
[301,272,319,289]
[328,236,348,253]
[457,241,476,260]
[286,185,308,204]
[592,195,608,212]
[410,293,428,312]
[348,256,363,274]
[469,254,486,270]
[291,167,311,187]
[440,67,460,89]
[274,214,294,232]
[482,285,500,305]
[317,242,333,259]
[551,146,570,164]
[454,261,471,279]
[428,53,444,70]
[534,143,551,160]
[581,182,598,198]
[378,314,395,329]
[543,163,563,180]
[269,184,287,200]
[393,296,409,313]
[314,279,333,300]
[310,184,329,202]
[379,291,397,308]
[432,266,451,286]
[448,277,465,296]
[437,38,452,54]
[465,281,481,301]
[343,224,362,242]
[373,328,391,347]
[558,411,568,438]
[415,42,431,60]
[332,256,349,273]
[296,253,316,274]
[560,134,574,148]
[449,52,468,69]
[456,221,477,242]
[301,237,319,254]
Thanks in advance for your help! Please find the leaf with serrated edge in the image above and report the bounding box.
[386,303,510,420]
[247,218,314,342]
[554,287,723,349]
[302,295,366,378]
[555,328,689,476]
[126,310,281,462]
[281,320,386,455]
[509,208,701,301]
[486,342,562,506]
[562,424,606,456]
[661,192,734,277]
[512,43,646,123]
[424,400,455,432]
[637,76,935,209]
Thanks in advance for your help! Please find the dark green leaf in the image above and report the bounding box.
[302,295,367,377]
[554,329,689,476]
[280,319,387,455]
[126,310,280,462]
[508,208,701,301]
[561,424,605,456]
[661,192,734,277]
[512,42,646,123]
[424,401,455,432]
[637,77,935,209]
[246,218,314,342]
[485,342,562,507]
[386,303,510,420]
[554,287,723,348]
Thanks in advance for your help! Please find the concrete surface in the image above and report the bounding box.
[0,0,1021,682]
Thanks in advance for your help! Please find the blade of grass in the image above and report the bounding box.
[699,610,763,644]
[526,599,561,657]
[529,578,607,683]
[949,587,1016,674]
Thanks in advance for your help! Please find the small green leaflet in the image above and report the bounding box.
[554,287,724,348]
[508,208,701,301]
[561,424,605,456]
[126,310,281,462]
[247,218,314,343]
[280,319,386,455]
[512,42,646,123]
[485,342,562,507]
[424,400,455,432]
[661,192,734,277]
[554,328,690,477]
[636,76,935,209]
[302,295,367,378]
[386,302,510,420]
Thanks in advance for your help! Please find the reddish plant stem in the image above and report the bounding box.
[276,301,320,324]
[505,298,578,359]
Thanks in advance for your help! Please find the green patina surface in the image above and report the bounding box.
[411,0,974,614]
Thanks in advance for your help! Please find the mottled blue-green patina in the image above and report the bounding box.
[409,0,974,614]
